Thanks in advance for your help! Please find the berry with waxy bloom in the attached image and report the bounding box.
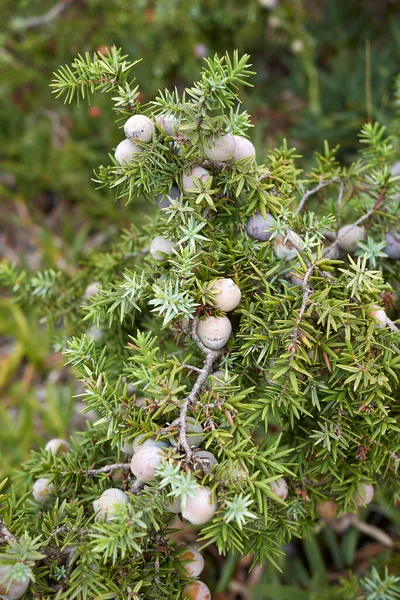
[157,186,180,209]
[197,315,232,350]
[231,135,256,162]
[384,231,400,259]
[210,278,241,312]
[132,434,168,453]
[182,581,211,600]
[0,566,30,600]
[192,450,219,471]
[354,483,374,507]
[163,496,182,514]
[178,545,205,578]
[45,438,70,455]
[93,488,129,522]
[246,212,275,241]
[170,417,204,448]
[182,485,217,525]
[337,224,366,253]
[149,236,175,260]
[32,478,54,504]
[114,139,143,165]
[182,167,210,193]
[270,477,288,500]
[204,133,236,162]
[124,114,154,143]
[130,444,165,482]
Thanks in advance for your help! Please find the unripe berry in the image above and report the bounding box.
[246,212,275,242]
[192,450,219,471]
[83,281,101,299]
[132,434,168,453]
[120,439,135,455]
[156,114,178,136]
[197,315,232,350]
[170,417,204,448]
[231,135,256,162]
[163,496,182,514]
[391,161,400,176]
[124,114,154,143]
[370,305,387,327]
[182,167,210,193]
[178,545,205,577]
[316,500,339,519]
[0,566,30,600]
[270,477,288,500]
[384,231,400,259]
[210,278,241,312]
[182,581,211,600]
[114,139,143,165]
[272,231,302,260]
[45,438,70,455]
[32,478,54,503]
[150,236,175,260]
[157,186,180,209]
[94,488,129,522]
[337,224,366,253]
[130,444,165,482]
[204,133,236,162]
[182,485,217,525]
[354,483,374,507]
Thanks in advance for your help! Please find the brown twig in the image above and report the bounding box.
[295,177,340,216]
[61,463,131,476]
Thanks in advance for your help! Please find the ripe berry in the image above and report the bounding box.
[94,488,129,522]
[210,278,241,312]
[337,225,366,253]
[272,231,302,260]
[182,485,217,525]
[32,478,54,504]
[197,315,232,350]
[149,236,175,260]
[181,581,211,600]
[156,114,178,136]
[114,139,143,165]
[204,134,236,162]
[178,545,205,577]
[130,444,165,482]
[192,450,218,471]
[182,167,210,193]
[232,135,256,162]
[384,232,400,259]
[246,212,275,241]
[270,477,288,500]
[170,417,204,448]
[45,438,70,455]
[354,483,374,507]
[157,186,180,209]
[370,305,387,327]
[124,115,154,143]
[0,566,30,600]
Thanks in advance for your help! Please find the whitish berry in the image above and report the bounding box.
[197,315,232,350]
[272,231,302,260]
[316,500,339,519]
[32,478,54,503]
[370,305,387,327]
[0,566,30,600]
[114,139,143,165]
[246,212,275,241]
[391,161,400,176]
[270,477,288,500]
[204,133,236,162]
[291,39,305,54]
[337,224,366,253]
[120,439,135,455]
[232,135,256,162]
[156,114,178,136]
[124,114,154,143]
[178,545,205,577]
[132,434,168,453]
[170,417,204,448]
[94,488,129,522]
[130,444,165,482]
[83,281,101,299]
[150,236,175,260]
[182,581,211,600]
[163,496,182,513]
[45,438,70,455]
[210,278,241,312]
[182,485,217,525]
[384,231,400,259]
[157,186,180,209]
[192,450,218,471]
[182,167,210,193]
[354,483,374,507]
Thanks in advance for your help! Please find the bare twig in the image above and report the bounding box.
[294,177,340,216]
[62,463,131,476]
[181,363,203,374]
[20,0,73,29]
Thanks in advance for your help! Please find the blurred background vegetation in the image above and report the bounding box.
[1,0,400,597]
